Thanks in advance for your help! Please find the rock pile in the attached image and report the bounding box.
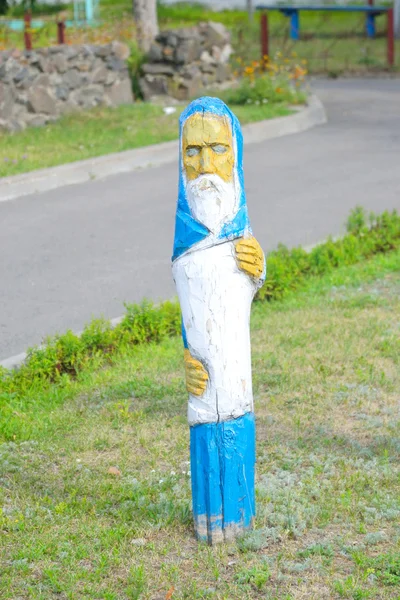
[0,41,133,132]
[140,21,233,101]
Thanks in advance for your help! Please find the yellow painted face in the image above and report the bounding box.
[182,113,235,182]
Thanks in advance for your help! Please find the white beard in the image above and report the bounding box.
[186,174,238,235]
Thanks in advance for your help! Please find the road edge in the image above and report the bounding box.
[0,95,326,204]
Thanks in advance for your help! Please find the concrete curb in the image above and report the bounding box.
[0,95,326,204]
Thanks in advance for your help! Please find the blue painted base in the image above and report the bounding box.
[190,413,256,544]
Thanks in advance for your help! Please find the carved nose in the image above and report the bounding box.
[200,148,214,174]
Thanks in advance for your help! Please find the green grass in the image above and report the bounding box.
[0,101,292,178]
[1,248,400,598]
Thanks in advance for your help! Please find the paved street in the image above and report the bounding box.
[1,78,399,361]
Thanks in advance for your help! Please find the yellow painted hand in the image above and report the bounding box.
[235,236,265,279]
[184,349,208,396]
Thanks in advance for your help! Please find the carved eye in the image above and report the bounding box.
[186,147,200,157]
[212,144,228,154]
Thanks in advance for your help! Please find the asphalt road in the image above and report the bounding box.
[1,78,399,361]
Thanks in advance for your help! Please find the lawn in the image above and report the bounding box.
[0,101,293,178]
[1,247,399,599]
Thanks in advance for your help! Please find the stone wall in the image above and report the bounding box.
[140,22,233,101]
[0,41,133,132]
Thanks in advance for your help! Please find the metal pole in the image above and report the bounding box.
[395,0,400,39]
[24,12,32,51]
[85,0,94,23]
[57,21,66,44]
[260,12,269,65]
[388,7,395,67]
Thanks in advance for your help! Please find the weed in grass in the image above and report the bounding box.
[235,562,271,589]
[297,541,335,559]
[333,576,372,599]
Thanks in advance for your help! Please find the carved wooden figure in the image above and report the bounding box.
[172,97,266,544]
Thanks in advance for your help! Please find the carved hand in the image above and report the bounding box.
[235,236,265,279]
[184,349,209,396]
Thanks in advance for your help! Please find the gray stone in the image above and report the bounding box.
[53,53,68,73]
[216,63,231,83]
[0,117,26,132]
[200,50,215,65]
[202,22,230,49]
[65,46,79,60]
[64,69,82,89]
[81,45,95,59]
[202,72,217,86]
[72,85,105,108]
[15,91,28,106]
[177,27,199,41]
[29,54,50,73]
[1,58,21,83]
[13,67,30,85]
[111,41,130,60]
[166,33,179,48]
[181,64,201,80]
[175,39,201,65]
[105,70,119,85]
[0,83,14,119]
[106,56,127,72]
[76,60,94,72]
[95,44,112,58]
[59,99,79,115]
[106,78,134,105]
[35,73,51,87]
[55,85,69,101]
[24,114,49,127]
[162,46,175,63]
[142,63,175,76]
[211,45,222,63]
[148,43,163,63]
[49,45,64,54]
[92,65,108,84]
[139,76,168,101]
[220,43,233,64]
[169,74,201,101]
[27,86,57,115]
[200,62,216,74]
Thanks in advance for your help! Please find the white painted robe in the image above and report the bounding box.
[173,238,258,426]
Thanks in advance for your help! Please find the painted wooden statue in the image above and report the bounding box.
[172,97,266,544]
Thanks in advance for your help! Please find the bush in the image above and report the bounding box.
[221,54,308,107]
[0,208,399,401]
[256,208,400,302]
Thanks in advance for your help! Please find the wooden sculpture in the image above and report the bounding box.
[172,97,266,544]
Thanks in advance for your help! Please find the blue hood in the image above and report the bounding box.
[172,97,251,262]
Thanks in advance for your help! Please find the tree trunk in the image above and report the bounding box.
[133,0,159,53]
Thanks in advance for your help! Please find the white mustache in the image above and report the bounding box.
[186,174,238,233]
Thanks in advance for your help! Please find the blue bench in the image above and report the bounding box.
[255,4,390,40]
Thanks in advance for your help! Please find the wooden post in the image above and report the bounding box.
[57,21,66,44]
[24,11,32,51]
[172,97,266,544]
[260,12,269,66]
[388,7,395,67]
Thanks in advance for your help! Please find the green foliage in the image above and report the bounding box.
[6,1,65,17]
[126,42,145,100]
[0,0,8,16]
[221,74,306,107]
[353,552,400,586]
[257,208,400,302]
[0,208,399,405]
[235,563,271,589]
